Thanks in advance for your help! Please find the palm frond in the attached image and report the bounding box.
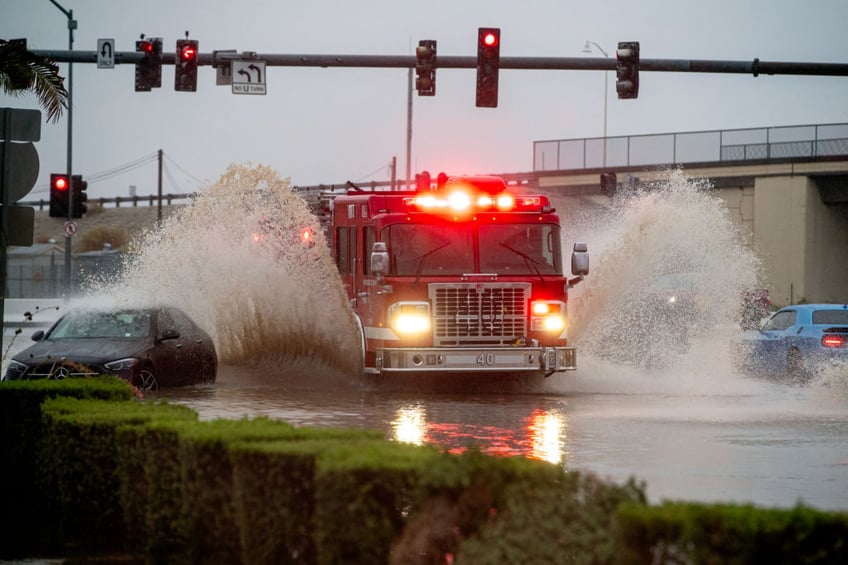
[0,39,69,123]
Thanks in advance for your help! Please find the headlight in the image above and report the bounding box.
[388,302,431,336]
[104,358,140,374]
[3,360,28,380]
[530,300,567,333]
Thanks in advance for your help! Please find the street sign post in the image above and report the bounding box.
[7,206,35,246]
[2,108,42,345]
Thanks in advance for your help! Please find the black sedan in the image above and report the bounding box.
[3,306,217,390]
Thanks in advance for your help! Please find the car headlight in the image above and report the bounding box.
[388,302,431,336]
[531,300,567,333]
[104,358,140,374]
[3,360,28,380]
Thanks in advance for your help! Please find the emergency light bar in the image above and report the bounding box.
[403,189,550,214]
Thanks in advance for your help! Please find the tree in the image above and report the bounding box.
[0,38,69,123]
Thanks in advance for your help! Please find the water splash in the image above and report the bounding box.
[565,168,763,370]
[100,163,360,373]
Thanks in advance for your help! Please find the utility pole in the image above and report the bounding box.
[390,156,397,191]
[405,67,412,190]
[157,148,163,223]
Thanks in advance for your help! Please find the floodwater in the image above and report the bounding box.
[157,357,848,512]
[105,164,848,511]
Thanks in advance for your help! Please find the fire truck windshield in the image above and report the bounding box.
[386,223,561,276]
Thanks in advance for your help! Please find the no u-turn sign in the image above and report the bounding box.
[232,61,267,95]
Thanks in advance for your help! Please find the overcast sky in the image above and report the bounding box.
[2,0,846,202]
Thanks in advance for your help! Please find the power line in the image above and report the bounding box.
[163,154,205,186]
[84,152,159,183]
[353,161,392,183]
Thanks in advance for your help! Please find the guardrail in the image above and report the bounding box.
[533,122,848,171]
[19,193,195,211]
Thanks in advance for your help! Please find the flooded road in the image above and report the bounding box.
[94,165,848,513]
[157,358,848,512]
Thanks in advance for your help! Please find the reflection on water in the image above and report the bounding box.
[389,403,568,464]
[392,404,427,446]
[157,364,573,465]
[529,409,567,464]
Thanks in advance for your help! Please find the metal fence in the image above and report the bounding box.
[533,123,848,172]
[4,250,126,299]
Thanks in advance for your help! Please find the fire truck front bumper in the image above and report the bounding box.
[375,346,576,374]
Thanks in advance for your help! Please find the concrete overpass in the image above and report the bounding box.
[530,123,848,306]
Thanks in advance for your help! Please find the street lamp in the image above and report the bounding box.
[582,40,608,168]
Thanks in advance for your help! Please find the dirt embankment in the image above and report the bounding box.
[33,205,183,249]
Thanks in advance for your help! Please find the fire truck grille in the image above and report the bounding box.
[430,282,530,346]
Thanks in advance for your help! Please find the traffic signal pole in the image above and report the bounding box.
[47,0,76,298]
[29,49,848,77]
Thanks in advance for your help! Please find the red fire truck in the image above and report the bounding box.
[330,175,589,378]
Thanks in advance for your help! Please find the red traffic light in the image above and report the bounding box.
[476,28,501,107]
[180,44,197,60]
[140,40,154,54]
[482,32,498,47]
[53,175,68,191]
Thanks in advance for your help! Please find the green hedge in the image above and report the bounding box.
[40,396,198,550]
[2,379,847,564]
[454,471,647,564]
[228,428,396,565]
[116,418,189,561]
[615,501,848,564]
[0,377,136,558]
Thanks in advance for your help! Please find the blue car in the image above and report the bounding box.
[736,304,848,383]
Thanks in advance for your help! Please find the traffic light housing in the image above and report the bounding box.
[135,37,162,92]
[415,170,432,190]
[616,41,640,99]
[49,174,69,218]
[175,39,199,92]
[71,174,88,218]
[475,28,500,108]
[415,40,436,96]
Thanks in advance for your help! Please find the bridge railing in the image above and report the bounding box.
[19,193,196,211]
[533,122,848,171]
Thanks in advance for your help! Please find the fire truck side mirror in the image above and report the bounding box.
[371,242,390,275]
[571,242,589,276]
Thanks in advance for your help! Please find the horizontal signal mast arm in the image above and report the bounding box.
[31,50,848,77]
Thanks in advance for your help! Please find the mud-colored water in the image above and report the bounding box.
[105,164,848,509]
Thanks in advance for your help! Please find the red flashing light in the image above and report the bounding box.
[404,188,549,214]
[301,227,315,248]
[822,334,845,348]
[53,176,68,191]
[140,41,154,54]
[482,32,498,47]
